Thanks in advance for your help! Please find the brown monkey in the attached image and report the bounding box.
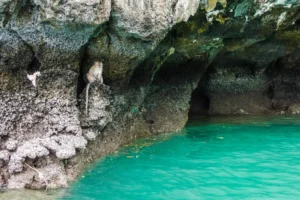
[85,61,104,115]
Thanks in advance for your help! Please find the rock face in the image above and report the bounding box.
[0,0,300,189]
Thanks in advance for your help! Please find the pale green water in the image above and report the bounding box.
[56,116,300,200]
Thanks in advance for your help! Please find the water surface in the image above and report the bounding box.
[58,116,300,199]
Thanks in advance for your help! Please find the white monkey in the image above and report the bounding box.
[85,61,104,115]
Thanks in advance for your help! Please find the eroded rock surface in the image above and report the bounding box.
[1,0,300,189]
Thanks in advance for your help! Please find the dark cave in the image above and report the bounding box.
[188,87,210,117]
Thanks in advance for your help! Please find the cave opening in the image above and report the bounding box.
[188,86,210,118]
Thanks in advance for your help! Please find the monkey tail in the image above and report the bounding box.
[85,83,90,115]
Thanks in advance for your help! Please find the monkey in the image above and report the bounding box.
[85,61,104,115]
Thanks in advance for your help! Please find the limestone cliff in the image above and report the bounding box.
[0,0,299,189]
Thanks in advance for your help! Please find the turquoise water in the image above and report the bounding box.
[60,117,300,200]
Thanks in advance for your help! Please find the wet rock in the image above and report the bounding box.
[288,104,300,115]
